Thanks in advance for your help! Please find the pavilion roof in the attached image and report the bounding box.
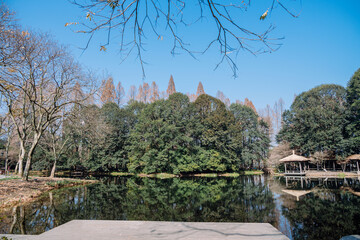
[279,151,310,162]
[282,189,312,201]
[346,154,360,160]
[282,189,312,197]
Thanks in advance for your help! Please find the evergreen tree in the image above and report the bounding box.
[150,81,160,103]
[127,94,196,174]
[142,82,150,103]
[100,77,116,104]
[194,94,238,172]
[277,84,347,157]
[244,98,257,113]
[166,75,176,97]
[136,84,144,102]
[196,81,205,97]
[346,68,360,153]
[230,104,270,169]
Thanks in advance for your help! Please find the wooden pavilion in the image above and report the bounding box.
[346,154,360,174]
[279,151,310,176]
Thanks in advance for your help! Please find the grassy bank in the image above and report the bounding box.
[188,173,241,177]
[137,173,178,179]
[0,177,98,210]
[110,172,135,176]
[109,171,264,178]
[242,170,264,175]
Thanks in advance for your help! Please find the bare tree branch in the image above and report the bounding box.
[69,0,300,77]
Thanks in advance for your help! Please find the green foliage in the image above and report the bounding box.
[277,84,348,157]
[127,94,268,174]
[87,102,131,172]
[194,95,239,170]
[230,104,270,169]
[127,94,197,174]
[44,93,268,174]
[345,68,360,153]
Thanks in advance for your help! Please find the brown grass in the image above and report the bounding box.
[0,177,97,210]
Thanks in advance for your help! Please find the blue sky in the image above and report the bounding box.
[5,0,360,111]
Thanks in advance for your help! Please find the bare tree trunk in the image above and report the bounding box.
[19,206,25,234]
[9,206,18,233]
[78,142,83,162]
[5,134,11,175]
[18,142,26,177]
[14,161,19,175]
[44,192,54,231]
[23,133,41,181]
[50,157,57,178]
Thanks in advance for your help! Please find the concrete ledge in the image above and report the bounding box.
[40,220,288,240]
[3,220,289,240]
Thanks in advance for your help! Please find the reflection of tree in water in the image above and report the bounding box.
[125,176,276,223]
[282,191,360,240]
[2,176,277,234]
[5,206,26,235]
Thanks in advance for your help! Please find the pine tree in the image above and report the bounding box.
[244,98,257,113]
[100,77,116,104]
[137,84,144,102]
[196,81,205,97]
[166,75,176,97]
[150,81,159,103]
[142,82,150,103]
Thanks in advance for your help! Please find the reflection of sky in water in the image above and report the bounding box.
[1,176,359,240]
[273,192,293,240]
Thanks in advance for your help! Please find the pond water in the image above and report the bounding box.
[1,175,360,240]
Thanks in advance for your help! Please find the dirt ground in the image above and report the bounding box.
[0,177,97,210]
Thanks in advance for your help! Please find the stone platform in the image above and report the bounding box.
[2,220,289,240]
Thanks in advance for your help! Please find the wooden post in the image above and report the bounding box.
[299,162,302,173]
[333,161,335,171]
[301,177,304,188]
[357,160,359,173]
[284,163,287,173]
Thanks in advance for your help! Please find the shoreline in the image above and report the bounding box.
[0,176,98,210]
[273,171,360,178]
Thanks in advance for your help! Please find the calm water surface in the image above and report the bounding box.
[1,175,360,240]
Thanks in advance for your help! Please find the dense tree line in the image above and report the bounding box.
[30,93,270,174]
[277,69,360,161]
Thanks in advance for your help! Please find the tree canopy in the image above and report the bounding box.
[277,84,349,158]
[42,93,270,174]
[345,68,360,153]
